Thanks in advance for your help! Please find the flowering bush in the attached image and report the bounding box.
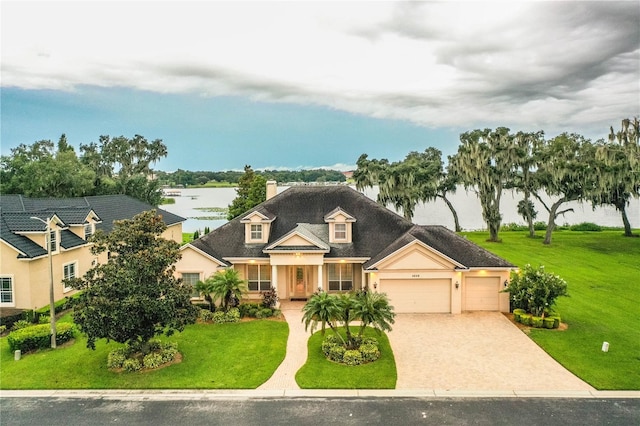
[505,264,568,317]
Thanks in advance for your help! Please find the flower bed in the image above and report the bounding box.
[321,334,381,365]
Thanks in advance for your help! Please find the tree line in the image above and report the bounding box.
[156,168,346,187]
[354,118,639,244]
[1,134,167,206]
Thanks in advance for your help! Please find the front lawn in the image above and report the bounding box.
[0,315,288,389]
[296,328,397,389]
[463,230,640,390]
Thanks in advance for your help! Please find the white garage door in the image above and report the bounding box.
[465,277,500,311]
[381,279,451,313]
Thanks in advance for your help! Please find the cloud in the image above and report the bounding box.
[2,1,638,139]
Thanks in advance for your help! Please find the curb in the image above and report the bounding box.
[2,389,639,400]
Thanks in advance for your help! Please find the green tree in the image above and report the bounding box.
[1,136,95,197]
[68,210,198,351]
[302,290,395,350]
[511,131,545,238]
[227,165,267,220]
[196,269,247,312]
[504,264,568,317]
[534,133,595,245]
[354,149,453,224]
[449,128,518,242]
[590,118,640,237]
[80,134,167,205]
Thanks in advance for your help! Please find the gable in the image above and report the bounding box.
[279,234,317,247]
[376,242,457,271]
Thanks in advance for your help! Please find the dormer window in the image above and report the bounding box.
[334,223,347,240]
[324,207,355,244]
[250,224,263,241]
[49,230,57,252]
[84,223,94,240]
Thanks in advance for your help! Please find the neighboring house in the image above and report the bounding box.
[177,182,516,314]
[0,195,185,310]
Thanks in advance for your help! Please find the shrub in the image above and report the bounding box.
[570,222,602,232]
[502,223,528,231]
[328,345,346,362]
[143,352,164,369]
[533,221,547,231]
[199,308,215,322]
[359,343,380,363]
[0,311,24,330]
[543,317,555,329]
[7,322,74,353]
[256,308,273,319]
[0,325,6,334]
[531,316,544,328]
[504,264,568,317]
[261,286,279,309]
[160,342,179,363]
[107,348,128,369]
[322,340,338,357]
[548,316,561,329]
[122,358,142,372]
[38,315,50,324]
[226,308,240,322]
[519,314,531,326]
[212,311,226,324]
[238,303,260,318]
[11,320,32,331]
[343,350,363,366]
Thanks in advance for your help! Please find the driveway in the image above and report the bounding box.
[388,312,594,391]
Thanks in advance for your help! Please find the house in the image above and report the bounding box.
[0,195,185,310]
[176,182,516,314]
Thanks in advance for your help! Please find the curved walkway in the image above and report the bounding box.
[258,302,307,390]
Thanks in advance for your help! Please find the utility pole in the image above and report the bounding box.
[30,216,57,349]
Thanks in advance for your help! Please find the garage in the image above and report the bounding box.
[381,279,451,313]
[465,277,501,311]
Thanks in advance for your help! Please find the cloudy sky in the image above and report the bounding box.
[2,1,638,171]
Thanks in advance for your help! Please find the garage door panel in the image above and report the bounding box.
[465,277,500,311]
[382,279,451,313]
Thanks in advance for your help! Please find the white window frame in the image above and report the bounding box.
[84,223,94,240]
[250,224,263,241]
[49,229,58,253]
[247,264,271,292]
[328,263,353,291]
[181,272,201,298]
[334,223,347,240]
[63,261,77,293]
[0,275,14,306]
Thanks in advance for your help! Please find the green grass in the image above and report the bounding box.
[463,230,640,390]
[0,315,288,389]
[296,328,397,389]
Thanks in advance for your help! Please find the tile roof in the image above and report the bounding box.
[190,185,514,269]
[1,194,185,259]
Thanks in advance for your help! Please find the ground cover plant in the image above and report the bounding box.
[0,314,287,389]
[296,327,396,389]
[464,230,640,390]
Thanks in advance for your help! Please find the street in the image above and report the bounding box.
[1,396,638,426]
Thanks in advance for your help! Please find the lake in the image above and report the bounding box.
[160,185,640,234]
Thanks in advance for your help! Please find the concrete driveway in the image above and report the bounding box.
[388,312,594,391]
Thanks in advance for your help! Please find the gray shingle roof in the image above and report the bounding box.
[191,185,514,269]
[1,194,185,259]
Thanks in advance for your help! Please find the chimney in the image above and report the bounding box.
[266,180,277,200]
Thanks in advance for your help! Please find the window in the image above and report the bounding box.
[250,224,262,240]
[0,276,13,305]
[181,273,201,298]
[49,230,57,252]
[328,263,353,291]
[84,223,94,239]
[248,264,271,291]
[334,223,347,240]
[63,262,77,292]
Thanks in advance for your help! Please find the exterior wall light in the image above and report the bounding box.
[373,282,378,289]
[455,281,460,289]
[504,280,509,288]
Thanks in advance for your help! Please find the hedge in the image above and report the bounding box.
[7,322,75,353]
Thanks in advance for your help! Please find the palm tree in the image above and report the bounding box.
[301,291,344,343]
[197,269,247,312]
[353,291,395,339]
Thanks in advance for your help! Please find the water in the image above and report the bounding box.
[161,185,640,234]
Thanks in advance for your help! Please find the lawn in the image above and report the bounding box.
[296,328,397,389]
[463,230,640,390]
[0,315,288,389]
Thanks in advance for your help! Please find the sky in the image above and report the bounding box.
[2,0,639,172]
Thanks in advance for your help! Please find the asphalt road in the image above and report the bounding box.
[1,397,639,425]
